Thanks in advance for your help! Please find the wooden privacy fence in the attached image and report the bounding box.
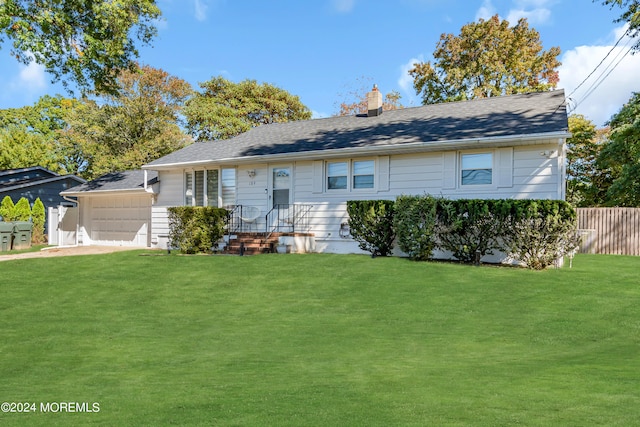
[577,208,640,256]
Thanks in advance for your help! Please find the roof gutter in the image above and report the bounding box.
[142,130,571,170]
[60,188,153,197]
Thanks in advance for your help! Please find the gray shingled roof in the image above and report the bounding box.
[146,90,568,167]
[61,170,158,194]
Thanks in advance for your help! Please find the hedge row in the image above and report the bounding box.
[347,197,579,269]
[167,206,228,254]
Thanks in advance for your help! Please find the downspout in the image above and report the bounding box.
[62,195,79,247]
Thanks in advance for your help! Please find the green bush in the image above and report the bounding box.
[347,200,395,257]
[394,195,438,260]
[435,199,512,263]
[0,196,16,221]
[505,200,579,270]
[14,197,31,221]
[31,198,46,244]
[167,206,228,254]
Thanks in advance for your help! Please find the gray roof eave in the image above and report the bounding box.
[60,187,155,197]
[143,130,571,170]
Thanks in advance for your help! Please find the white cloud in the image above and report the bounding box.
[475,0,552,25]
[332,0,355,13]
[475,0,496,21]
[397,56,424,107]
[10,57,47,93]
[194,0,208,21]
[559,25,639,126]
[506,7,551,25]
[398,56,423,94]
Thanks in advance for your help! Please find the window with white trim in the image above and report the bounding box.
[327,162,348,190]
[184,169,221,207]
[353,160,374,189]
[461,153,493,186]
[326,159,375,191]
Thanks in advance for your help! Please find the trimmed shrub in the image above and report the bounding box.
[506,200,579,270]
[31,198,46,244]
[0,196,16,221]
[347,200,395,257]
[435,199,512,263]
[167,206,228,254]
[14,197,32,221]
[394,195,438,260]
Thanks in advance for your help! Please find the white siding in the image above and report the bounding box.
[149,140,565,253]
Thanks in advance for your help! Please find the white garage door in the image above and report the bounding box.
[88,195,151,247]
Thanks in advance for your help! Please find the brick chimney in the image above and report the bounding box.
[367,84,383,117]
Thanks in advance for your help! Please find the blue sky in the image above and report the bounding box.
[1,0,638,127]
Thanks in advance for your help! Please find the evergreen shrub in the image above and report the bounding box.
[346,200,396,257]
[394,195,438,260]
[167,206,228,254]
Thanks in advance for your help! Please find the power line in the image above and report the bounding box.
[572,36,634,110]
[566,28,629,100]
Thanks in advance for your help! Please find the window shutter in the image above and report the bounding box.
[496,147,513,188]
[312,160,323,193]
[442,152,456,189]
[378,156,390,192]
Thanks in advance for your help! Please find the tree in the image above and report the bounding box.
[60,64,193,179]
[0,196,15,221]
[31,197,46,244]
[0,95,78,173]
[335,77,404,116]
[566,115,602,206]
[601,0,640,50]
[597,92,640,206]
[409,15,561,104]
[13,197,31,221]
[184,76,312,142]
[0,0,161,94]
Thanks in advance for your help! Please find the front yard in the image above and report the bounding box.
[1,252,638,426]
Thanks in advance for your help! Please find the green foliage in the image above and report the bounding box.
[167,206,227,254]
[390,197,577,268]
[0,95,80,174]
[566,114,606,206]
[410,15,561,104]
[184,76,312,141]
[601,0,640,50]
[0,0,161,94]
[394,195,438,260]
[60,65,193,179]
[13,197,31,221]
[0,195,15,221]
[506,200,579,270]
[597,92,640,206]
[31,197,46,244]
[435,199,512,263]
[347,200,396,257]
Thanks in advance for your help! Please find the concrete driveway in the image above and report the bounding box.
[0,246,144,262]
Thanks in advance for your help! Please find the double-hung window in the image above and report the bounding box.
[460,153,493,186]
[327,159,375,191]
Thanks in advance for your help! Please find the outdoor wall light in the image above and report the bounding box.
[247,169,256,178]
[339,222,351,238]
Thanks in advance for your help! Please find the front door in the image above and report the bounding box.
[269,165,292,228]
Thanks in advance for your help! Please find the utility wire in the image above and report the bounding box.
[566,28,629,100]
[572,37,634,110]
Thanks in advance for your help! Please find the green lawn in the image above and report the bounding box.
[1,252,639,426]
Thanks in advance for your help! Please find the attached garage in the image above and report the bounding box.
[60,170,158,248]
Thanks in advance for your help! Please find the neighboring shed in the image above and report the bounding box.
[0,167,86,231]
[60,170,158,247]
